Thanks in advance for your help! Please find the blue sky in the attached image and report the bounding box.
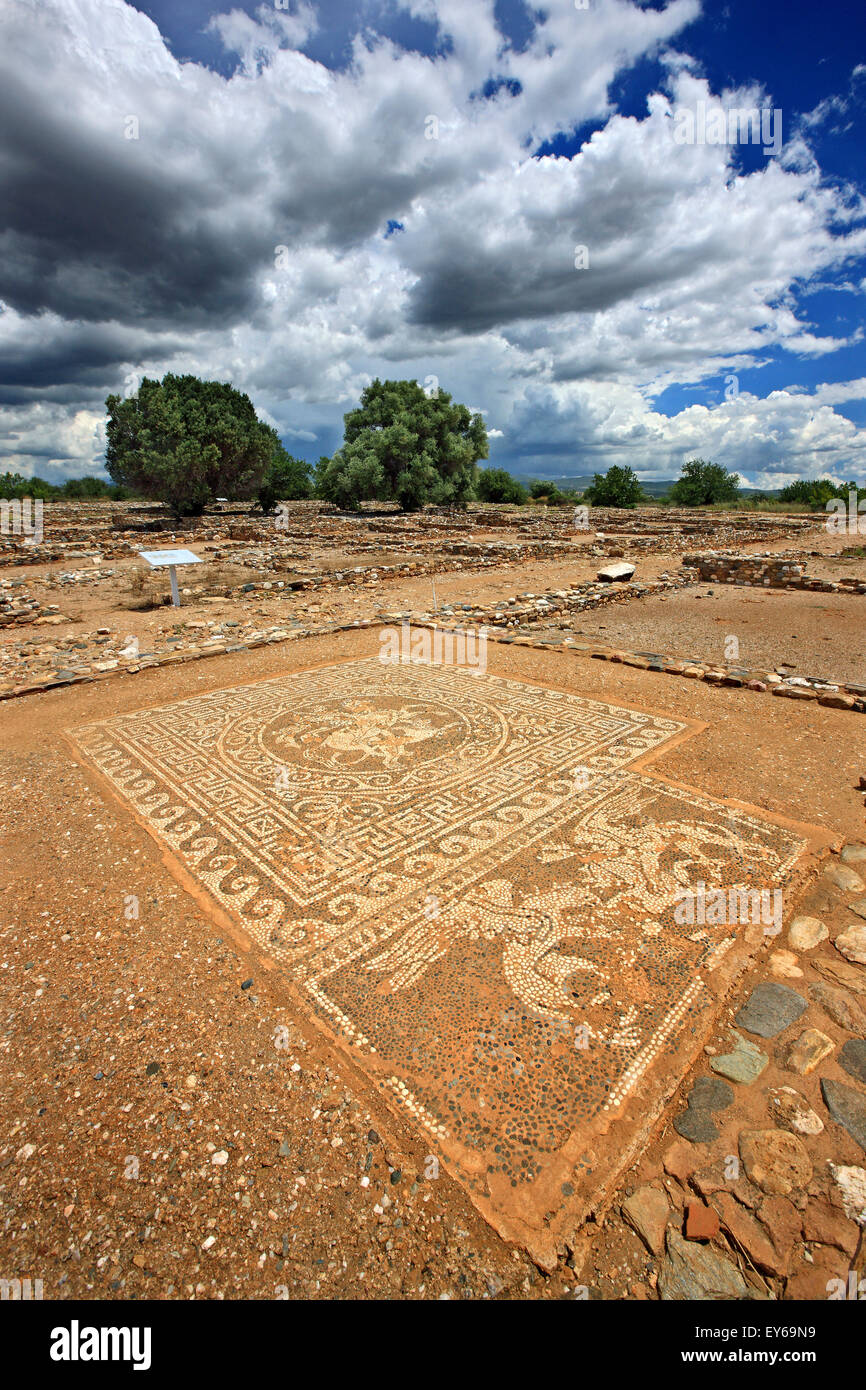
[1,0,864,485]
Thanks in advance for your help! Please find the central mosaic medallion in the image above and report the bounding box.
[71,657,810,1262]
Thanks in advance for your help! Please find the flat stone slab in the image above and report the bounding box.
[674,1107,719,1144]
[814,956,866,996]
[821,1078,866,1151]
[659,1228,747,1300]
[735,982,807,1038]
[621,1184,670,1256]
[688,1076,734,1110]
[788,915,828,950]
[836,924,866,964]
[784,1028,834,1075]
[739,1129,813,1195]
[825,863,865,893]
[838,1039,866,1087]
[808,982,866,1034]
[597,562,636,583]
[710,1033,768,1084]
[69,657,811,1266]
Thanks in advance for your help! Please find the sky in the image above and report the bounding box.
[1,0,865,488]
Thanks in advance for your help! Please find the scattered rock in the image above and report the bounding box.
[688,1076,735,1110]
[835,924,866,966]
[848,898,866,921]
[783,1028,835,1076]
[709,1033,768,1084]
[689,1162,753,1205]
[821,1078,866,1151]
[784,1244,850,1300]
[802,1198,859,1255]
[814,955,866,997]
[769,950,803,979]
[788,916,828,951]
[756,1195,803,1275]
[840,845,866,866]
[711,1191,786,1278]
[735,982,807,1039]
[663,1141,698,1185]
[738,1129,813,1195]
[597,562,636,583]
[828,1163,866,1224]
[674,1107,718,1143]
[621,1184,671,1256]
[808,982,866,1034]
[768,1085,825,1137]
[658,1227,748,1301]
[838,1038,866,1087]
[685,1201,719,1241]
[824,863,865,894]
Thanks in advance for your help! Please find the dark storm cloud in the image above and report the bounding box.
[1,0,864,484]
[0,69,267,331]
[0,315,188,388]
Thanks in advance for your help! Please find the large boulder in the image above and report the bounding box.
[597,561,635,582]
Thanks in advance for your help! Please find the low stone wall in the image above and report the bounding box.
[682,552,866,593]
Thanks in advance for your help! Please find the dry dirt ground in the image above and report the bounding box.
[564,587,866,688]
[2,505,865,1302]
[2,630,864,1300]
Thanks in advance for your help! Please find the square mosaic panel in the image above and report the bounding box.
[71,658,808,1262]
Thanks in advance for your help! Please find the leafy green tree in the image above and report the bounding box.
[257,445,312,511]
[778,478,857,509]
[669,458,740,506]
[477,468,527,504]
[583,465,645,508]
[316,379,488,511]
[105,374,278,516]
[0,472,36,499]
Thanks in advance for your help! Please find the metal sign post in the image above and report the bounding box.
[138,549,203,607]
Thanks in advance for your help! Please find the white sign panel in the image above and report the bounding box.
[138,549,202,568]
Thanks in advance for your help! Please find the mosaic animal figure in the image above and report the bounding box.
[365,809,782,1030]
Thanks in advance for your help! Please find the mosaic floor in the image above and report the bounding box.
[71,657,812,1262]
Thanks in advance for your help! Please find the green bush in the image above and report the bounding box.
[582,465,645,508]
[778,478,864,510]
[62,476,130,499]
[257,447,312,511]
[528,479,567,504]
[476,468,527,504]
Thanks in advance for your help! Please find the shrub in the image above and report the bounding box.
[583,465,645,508]
[476,468,527,504]
[257,448,312,511]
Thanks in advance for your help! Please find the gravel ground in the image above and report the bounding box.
[561,587,866,686]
